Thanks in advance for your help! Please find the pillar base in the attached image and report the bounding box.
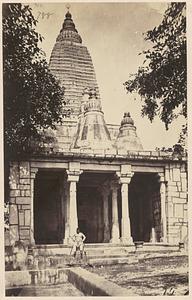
[110,238,120,244]
[63,238,70,245]
[120,236,133,245]
[160,237,167,243]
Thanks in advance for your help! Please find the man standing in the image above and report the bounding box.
[71,228,86,259]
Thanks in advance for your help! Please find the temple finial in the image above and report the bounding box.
[66,4,70,11]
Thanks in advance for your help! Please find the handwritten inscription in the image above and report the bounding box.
[37,11,54,20]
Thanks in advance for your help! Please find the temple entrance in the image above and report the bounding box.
[129,173,161,242]
[77,172,114,243]
[34,170,64,244]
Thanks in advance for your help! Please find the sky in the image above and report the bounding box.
[29,2,185,151]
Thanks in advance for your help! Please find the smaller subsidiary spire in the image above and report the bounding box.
[115,112,143,151]
[72,88,112,150]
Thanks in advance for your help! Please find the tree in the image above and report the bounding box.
[124,3,186,131]
[3,3,65,156]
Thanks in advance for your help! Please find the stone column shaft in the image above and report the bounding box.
[63,182,70,243]
[69,180,78,237]
[103,192,109,242]
[160,181,167,243]
[110,185,120,243]
[121,181,133,244]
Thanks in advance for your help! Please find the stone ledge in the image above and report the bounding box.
[66,267,131,296]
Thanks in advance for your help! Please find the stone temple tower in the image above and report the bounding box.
[49,10,100,119]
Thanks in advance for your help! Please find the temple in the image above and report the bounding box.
[7,11,188,248]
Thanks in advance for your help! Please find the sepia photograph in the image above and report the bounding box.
[3,1,188,297]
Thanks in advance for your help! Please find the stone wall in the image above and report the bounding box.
[9,162,32,245]
[165,162,188,244]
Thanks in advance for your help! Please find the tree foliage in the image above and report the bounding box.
[3,3,64,155]
[124,3,186,130]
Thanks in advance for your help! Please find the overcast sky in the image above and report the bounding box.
[29,2,185,150]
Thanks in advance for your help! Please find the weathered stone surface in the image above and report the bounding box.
[5,271,31,287]
[19,162,30,178]
[24,210,31,226]
[20,229,30,237]
[21,204,30,209]
[19,184,30,190]
[25,190,31,197]
[169,191,180,198]
[9,204,18,225]
[168,185,178,192]
[174,204,184,218]
[20,178,30,185]
[172,197,186,204]
[16,197,30,205]
[9,197,16,204]
[21,190,25,197]
[181,178,187,191]
[167,202,174,217]
[9,225,19,245]
[19,210,25,226]
[179,192,187,199]
[10,190,20,197]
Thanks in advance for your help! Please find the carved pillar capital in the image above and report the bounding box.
[66,170,82,182]
[30,168,38,179]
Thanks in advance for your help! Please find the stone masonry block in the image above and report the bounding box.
[179,192,187,199]
[167,202,174,217]
[167,185,177,192]
[9,225,19,245]
[21,191,25,197]
[172,197,186,204]
[18,210,24,226]
[174,204,184,218]
[181,178,187,192]
[184,203,187,210]
[21,205,30,210]
[172,168,181,182]
[10,190,20,197]
[184,210,188,221]
[9,197,16,204]
[181,173,187,178]
[19,184,30,190]
[25,190,31,197]
[24,210,30,226]
[169,191,180,198]
[19,229,30,237]
[9,163,19,186]
[19,178,30,185]
[16,197,30,205]
[9,204,18,225]
[19,162,30,178]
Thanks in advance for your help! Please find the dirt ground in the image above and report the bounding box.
[6,283,84,297]
[86,255,188,296]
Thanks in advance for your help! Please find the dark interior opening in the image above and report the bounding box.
[77,172,114,243]
[34,170,64,244]
[129,173,161,242]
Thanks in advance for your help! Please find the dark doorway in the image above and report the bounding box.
[34,171,63,244]
[129,173,161,242]
[77,172,114,243]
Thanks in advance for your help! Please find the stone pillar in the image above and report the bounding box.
[30,168,38,245]
[110,182,120,243]
[120,177,133,244]
[160,179,167,243]
[101,186,110,242]
[63,181,70,244]
[67,162,82,239]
